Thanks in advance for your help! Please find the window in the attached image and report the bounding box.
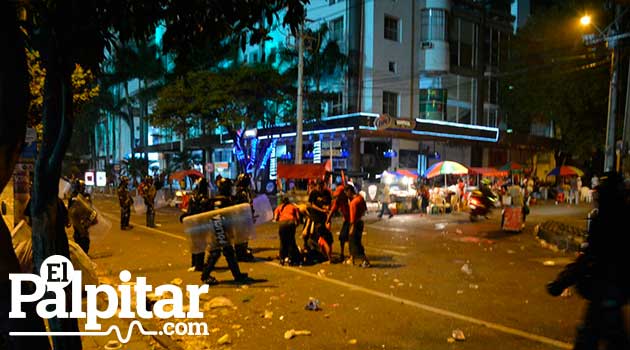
[388,61,397,73]
[328,0,343,4]
[459,19,474,68]
[327,91,343,115]
[382,91,398,117]
[384,15,399,41]
[329,17,344,43]
[449,17,459,66]
[420,9,447,41]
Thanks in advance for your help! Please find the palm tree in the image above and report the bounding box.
[279,23,347,120]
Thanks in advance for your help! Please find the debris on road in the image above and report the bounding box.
[263,310,273,319]
[461,263,473,275]
[468,284,479,289]
[104,340,122,349]
[543,260,556,266]
[217,333,231,345]
[205,296,235,310]
[305,298,321,311]
[348,339,358,345]
[452,329,466,341]
[284,329,312,340]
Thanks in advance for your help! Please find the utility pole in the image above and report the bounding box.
[296,26,304,165]
[605,42,619,172]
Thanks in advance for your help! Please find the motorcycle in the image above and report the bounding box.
[468,190,497,222]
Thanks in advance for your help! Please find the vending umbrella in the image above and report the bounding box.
[498,161,525,172]
[546,166,584,177]
[423,161,469,187]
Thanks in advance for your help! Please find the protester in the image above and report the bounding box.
[346,185,370,268]
[306,179,333,263]
[327,183,350,262]
[546,172,630,349]
[274,196,301,265]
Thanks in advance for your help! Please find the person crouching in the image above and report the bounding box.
[274,196,302,265]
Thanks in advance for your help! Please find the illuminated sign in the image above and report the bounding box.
[313,141,322,164]
[84,172,95,186]
[96,171,106,187]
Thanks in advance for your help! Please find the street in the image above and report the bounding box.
[80,196,591,350]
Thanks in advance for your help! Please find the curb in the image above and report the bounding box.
[534,220,586,253]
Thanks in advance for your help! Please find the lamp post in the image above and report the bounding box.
[580,7,627,173]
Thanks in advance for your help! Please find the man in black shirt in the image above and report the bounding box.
[306,179,333,262]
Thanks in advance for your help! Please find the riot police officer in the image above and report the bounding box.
[200,177,250,285]
[180,178,213,271]
[141,176,157,227]
[233,173,255,261]
[117,176,133,230]
[547,172,630,349]
[68,179,93,253]
[68,179,90,208]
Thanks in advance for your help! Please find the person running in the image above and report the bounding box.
[346,185,370,268]
[274,196,301,265]
[327,183,350,262]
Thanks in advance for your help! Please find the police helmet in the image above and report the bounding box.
[236,173,251,188]
[217,178,233,196]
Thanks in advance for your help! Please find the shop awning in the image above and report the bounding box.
[277,160,332,179]
[468,167,508,177]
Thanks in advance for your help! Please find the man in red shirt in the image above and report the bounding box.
[327,184,350,262]
[346,185,370,268]
[274,196,302,265]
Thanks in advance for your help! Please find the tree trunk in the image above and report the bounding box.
[31,24,82,349]
[0,3,49,349]
[124,81,135,163]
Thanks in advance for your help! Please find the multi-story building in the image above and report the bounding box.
[99,0,556,188]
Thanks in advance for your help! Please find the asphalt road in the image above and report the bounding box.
[82,195,593,350]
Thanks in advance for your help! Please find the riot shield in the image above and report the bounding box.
[182,203,255,252]
[68,194,97,232]
[252,194,273,226]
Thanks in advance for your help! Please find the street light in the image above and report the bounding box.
[580,14,592,26]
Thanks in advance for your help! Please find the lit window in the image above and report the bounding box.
[384,15,399,41]
[382,91,398,117]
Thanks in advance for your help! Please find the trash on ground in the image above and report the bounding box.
[435,223,447,230]
[348,339,358,345]
[468,284,479,289]
[284,329,312,340]
[452,329,466,341]
[217,334,231,345]
[456,290,464,294]
[205,296,235,309]
[447,337,455,343]
[104,340,122,350]
[305,298,321,311]
[461,263,473,275]
[263,310,273,319]
[543,260,556,266]
[456,229,463,234]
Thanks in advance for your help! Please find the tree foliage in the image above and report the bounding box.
[27,49,100,134]
[501,1,611,160]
